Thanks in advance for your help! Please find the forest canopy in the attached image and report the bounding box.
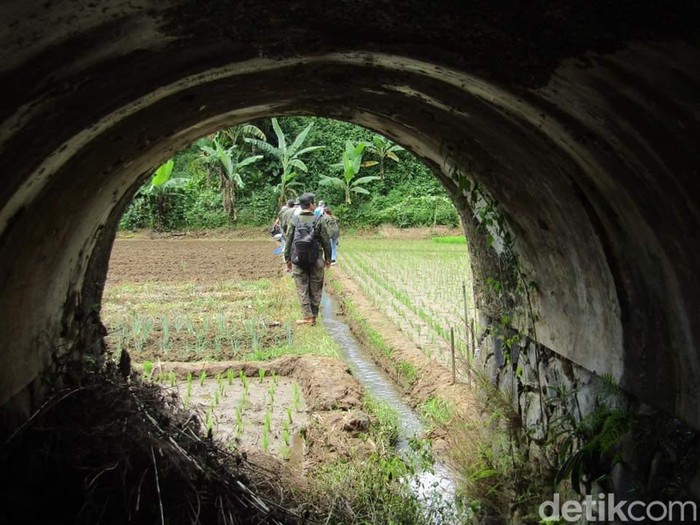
[120,117,460,231]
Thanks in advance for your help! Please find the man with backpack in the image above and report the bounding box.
[284,193,332,325]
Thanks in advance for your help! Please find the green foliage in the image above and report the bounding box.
[119,117,460,231]
[419,396,453,426]
[363,134,404,179]
[320,140,380,204]
[151,159,175,187]
[549,379,633,495]
[432,236,467,244]
[245,117,325,205]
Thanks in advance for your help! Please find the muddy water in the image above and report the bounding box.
[320,294,468,523]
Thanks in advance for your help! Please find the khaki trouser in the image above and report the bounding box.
[291,257,325,317]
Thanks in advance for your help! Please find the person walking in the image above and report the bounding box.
[272,199,294,255]
[323,207,340,265]
[284,193,332,325]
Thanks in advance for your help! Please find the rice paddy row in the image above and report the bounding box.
[339,237,475,379]
[102,277,341,362]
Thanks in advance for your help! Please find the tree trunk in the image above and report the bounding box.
[222,178,236,222]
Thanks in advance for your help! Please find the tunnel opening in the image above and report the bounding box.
[2,2,700,517]
[97,115,483,521]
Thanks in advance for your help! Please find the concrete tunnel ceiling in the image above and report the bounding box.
[0,1,699,430]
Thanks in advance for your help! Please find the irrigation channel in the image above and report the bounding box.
[320,294,470,523]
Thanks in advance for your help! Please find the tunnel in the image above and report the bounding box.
[0,0,699,460]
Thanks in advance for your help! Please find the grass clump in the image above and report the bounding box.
[419,396,453,427]
[431,235,467,244]
[306,395,431,524]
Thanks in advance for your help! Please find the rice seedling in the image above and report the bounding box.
[168,370,176,387]
[261,427,269,452]
[293,383,301,412]
[240,371,249,396]
[199,370,207,386]
[258,369,266,383]
[264,410,272,434]
[282,419,291,446]
[285,323,293,345]
[227,369,234,385]
[142,360,154,379]
[339,237,475,383]
[268,385,276,408]
[159,317,170,353]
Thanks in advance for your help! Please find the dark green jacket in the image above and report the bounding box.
[284,211,332,264]
[278,206,296,234]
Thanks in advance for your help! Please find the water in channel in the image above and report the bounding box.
[320,294,470,523]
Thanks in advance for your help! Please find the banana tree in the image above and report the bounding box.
[142,158,190,231]
[363,134,403,179]
[245,117,324,205]
[320,141,380,204]
[199,125,265,221]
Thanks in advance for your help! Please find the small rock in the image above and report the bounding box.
[342,411,370,433]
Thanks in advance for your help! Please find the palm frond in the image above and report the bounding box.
[151,159,175,187]
[235,155,263,169]
[319,176,346,190]
[239,124,266,141]
[271,118,286,153]
[353,175,381,185]
[386,151,401,163]
[294,145,324,157]
[288,122,313,156]
[288,158,308,173]
[244,138,280,157]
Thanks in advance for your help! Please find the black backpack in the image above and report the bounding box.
[291,215,321,268]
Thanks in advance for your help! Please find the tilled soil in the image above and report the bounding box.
[107,238,285,284]
[106,238,370,469]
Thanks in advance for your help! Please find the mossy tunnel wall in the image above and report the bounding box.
[0,1,698,432]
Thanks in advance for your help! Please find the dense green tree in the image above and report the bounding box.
[320,141,380,204]
[245,118,325,205]
[363,135,404,179]
[119,116,459,231]
[143,159,190,231]
[198,125,265,221]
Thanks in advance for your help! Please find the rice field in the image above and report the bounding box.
[102,277,341,363]
[339,236,476,379]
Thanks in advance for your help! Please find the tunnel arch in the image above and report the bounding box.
[0,2,699,435]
